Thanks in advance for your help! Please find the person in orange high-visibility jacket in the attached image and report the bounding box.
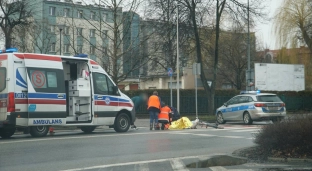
[147,91,161,130]
[158,101,173,130]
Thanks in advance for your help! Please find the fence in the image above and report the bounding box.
[135,95,312,114]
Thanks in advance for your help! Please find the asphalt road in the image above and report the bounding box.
[1,120,310,171]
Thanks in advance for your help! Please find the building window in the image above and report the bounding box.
[50,25,55,33]
[102,47,107,55]
[77,10,83,18]
[102,13,108,21]
[102,30,107,39]
[64,44,70,53]
[64,8,69,17]
[77,45,83,54]
[90,29,95,37]
[49,6,56,16]
[50,43,56,52]
[64,26,70,35]
[76,28,83,36]
[90,12,95,20]
[168,82,181,89]
[90,46,95,55]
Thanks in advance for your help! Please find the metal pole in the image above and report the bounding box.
[138,75,140,90]
[195,72,198,119]
[60,29,62,55]
[247,0,251,90]
[176,2,180,112]
[170,76,172,107]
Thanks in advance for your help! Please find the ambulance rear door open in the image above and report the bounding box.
[22,54,67,126]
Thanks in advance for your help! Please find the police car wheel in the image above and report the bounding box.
[29,126,49,137]
[243,112,253,125]
[216,112,226,124]
[114,113,130,132]
[0,128,16,138]
[80,126,96,133]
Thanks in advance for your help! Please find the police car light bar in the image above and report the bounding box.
[240,90,261,94]
[74,54,88,58]
[0,47,18,54]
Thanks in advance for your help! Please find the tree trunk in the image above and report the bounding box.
[4,29,12,49]
[300,26,312,54]
[211,0,226,114]
[189,0,212,114]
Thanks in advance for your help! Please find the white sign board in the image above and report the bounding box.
[254,63,305,91]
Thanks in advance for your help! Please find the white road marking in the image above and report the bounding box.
[169,159,190,171]
[0,132,166,144]
[60,154,225,171]
[210,166,228,171]
[230,129,260,132]
[191,134,215,137]
[138,163,149,171]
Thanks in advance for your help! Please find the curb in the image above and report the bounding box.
[232,146,312,163]
[268,157,312,163]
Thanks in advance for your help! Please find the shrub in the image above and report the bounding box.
[254,115,312,158]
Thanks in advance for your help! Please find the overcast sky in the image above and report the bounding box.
[0,0,283,50]
[255,0,283,50]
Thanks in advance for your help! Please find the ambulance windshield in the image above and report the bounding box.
[0,67,6,92]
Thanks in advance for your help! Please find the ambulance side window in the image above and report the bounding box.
[0,67,6,92]
[27,68,65,93]
[93,73,109,95]
[107,77,118,96]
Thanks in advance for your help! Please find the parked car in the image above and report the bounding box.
[216,91,286,124]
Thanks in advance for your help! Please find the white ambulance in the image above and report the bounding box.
[0,48,135,138]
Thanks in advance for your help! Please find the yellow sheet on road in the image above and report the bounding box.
[169,117,193,129]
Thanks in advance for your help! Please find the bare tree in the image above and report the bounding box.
[14,18,57,54]
[144,0,193,76]
[182,0,265,114]
[0,0,33,48]
[274,0,312,53]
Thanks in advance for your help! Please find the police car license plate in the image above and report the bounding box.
[268,107,278,111]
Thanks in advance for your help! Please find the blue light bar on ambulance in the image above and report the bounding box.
[0,47,18,53]
[74,54,88,58]
[240,90,261,94]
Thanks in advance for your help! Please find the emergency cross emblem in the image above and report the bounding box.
[105,97,110,105]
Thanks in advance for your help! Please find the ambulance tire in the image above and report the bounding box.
[80,126,96,133]
[114,113,130,132]
[0,128,16,139]
[29,126,49,137]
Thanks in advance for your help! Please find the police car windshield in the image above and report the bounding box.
[256,95,282,102]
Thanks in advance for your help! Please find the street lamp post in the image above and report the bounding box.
[176,2,180,112]
[58,24,65,55]
[247,0,251,90]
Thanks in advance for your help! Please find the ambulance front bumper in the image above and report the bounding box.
[131,107,136,124]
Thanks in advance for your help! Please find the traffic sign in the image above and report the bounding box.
[168,68,173,77]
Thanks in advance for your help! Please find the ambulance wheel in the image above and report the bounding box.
[114,113,130,132]
[29,126,49,137]
[0,128,16,138]
[80,126,96,133]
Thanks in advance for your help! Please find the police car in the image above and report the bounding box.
[216,90,286,125]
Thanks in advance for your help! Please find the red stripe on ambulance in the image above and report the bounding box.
[0,54,7,60]
[15,99,66,105]
[15,54,61,62]
[90,60,99,65]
